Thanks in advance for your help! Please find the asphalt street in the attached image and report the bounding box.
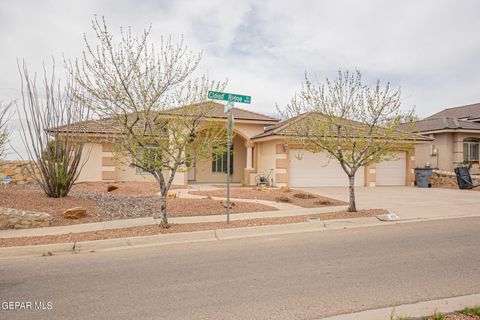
[1,217,479,320]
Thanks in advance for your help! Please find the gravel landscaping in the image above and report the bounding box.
[0,184,277,226]
[0,209,387,247]
[190,187,345,208]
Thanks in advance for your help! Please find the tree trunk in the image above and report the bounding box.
[348,174,357,212]
[158,193,169,228]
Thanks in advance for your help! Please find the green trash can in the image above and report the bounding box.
[414,168,433,188]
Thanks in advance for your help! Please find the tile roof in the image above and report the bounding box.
[48,101,278,135]
[253,112,431,141]
[407,117,480,133]
[426,102,480,120]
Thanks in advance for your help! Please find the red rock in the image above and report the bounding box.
[63,207,87,219]
[107,185,118,192]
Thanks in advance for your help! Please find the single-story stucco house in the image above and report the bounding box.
[412,102,480,172]
[52,102,430,188]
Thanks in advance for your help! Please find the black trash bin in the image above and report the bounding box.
[414,168,433,188]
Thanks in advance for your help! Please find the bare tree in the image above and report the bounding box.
[67,17,227,227]
[280,70,416,212]
[17,61,89,197]
[0,101,13,159]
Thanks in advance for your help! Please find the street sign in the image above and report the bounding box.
[208,91,251,104]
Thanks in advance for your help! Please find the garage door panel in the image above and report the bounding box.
[290,150,364,187]
[375,152,406,186]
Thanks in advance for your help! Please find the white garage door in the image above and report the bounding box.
[290,150,364,187]
[375,152,407,186]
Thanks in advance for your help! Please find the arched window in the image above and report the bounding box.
[463,138,480,164]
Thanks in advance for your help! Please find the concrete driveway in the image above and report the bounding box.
[300,186,480,220]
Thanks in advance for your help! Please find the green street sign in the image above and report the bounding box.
[208,91,251,104]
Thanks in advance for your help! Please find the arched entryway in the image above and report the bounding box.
[188,131,247,184]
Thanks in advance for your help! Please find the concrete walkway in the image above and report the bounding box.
[175,188,302,210]
[0,205,348,238]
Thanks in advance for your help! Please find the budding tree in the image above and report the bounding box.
[280,70,416,212]
[67,17,227,227]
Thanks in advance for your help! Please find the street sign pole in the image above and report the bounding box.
[208,91,250,224]
[225,101,234,224]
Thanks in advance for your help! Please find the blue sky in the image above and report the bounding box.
[1,0,480,158]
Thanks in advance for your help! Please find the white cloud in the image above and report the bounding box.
[1,0,479,158]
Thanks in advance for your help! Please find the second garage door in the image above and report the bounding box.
[289,150,364,187]
[375,152,407,186]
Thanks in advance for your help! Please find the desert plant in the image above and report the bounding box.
[460,306,480,317]
[316,199,333,206]
[16,61,89,198]
[275,195,292,203]
[293,192,316,199]
[0,101,13,159]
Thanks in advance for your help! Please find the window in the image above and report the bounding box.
[463,138,480,164]
[212,146,233,174]
[135,145,162,173]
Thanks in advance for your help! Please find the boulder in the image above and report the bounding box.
[167,190,178,199]
[107,185,118,192]
[63,207,87,219]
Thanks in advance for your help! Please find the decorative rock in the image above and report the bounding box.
[63,207,87,219]
[167,190,178,199]
[107,185,118,192]
[0,207,52,229]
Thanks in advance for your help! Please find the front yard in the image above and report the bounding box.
[0,183,278,226]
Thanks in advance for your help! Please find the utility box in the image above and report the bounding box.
[414,168,433,188]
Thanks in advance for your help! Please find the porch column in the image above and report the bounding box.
[246,143,254,169]
[244,141,255,186]
[246,146,253,169]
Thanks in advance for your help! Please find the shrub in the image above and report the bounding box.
[316,199,333,206]
[293,192,316,199]
[275,196,292,203]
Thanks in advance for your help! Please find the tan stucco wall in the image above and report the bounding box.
[256,139,282,185]
[115,160,186,185]
[77,142,186,185]
[194,134,246,183]
[77,143,103,182]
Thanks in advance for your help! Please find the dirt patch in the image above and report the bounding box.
[190,187,345,208]
[0,185,277,226]
[0,209,387,247]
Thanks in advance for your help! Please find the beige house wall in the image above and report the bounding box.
[255,139,280,185]
[415,132,480,171]
[77,142,186,185]
[77,142,103,182]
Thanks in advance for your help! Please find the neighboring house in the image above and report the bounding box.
[411,102,480,172]
[50,102,428,188]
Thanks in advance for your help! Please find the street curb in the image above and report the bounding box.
[0,218,378,259]
[1,215,479,259]
[320,293,480,320]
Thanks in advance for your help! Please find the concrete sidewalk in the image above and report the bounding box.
[0,205,348,238]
